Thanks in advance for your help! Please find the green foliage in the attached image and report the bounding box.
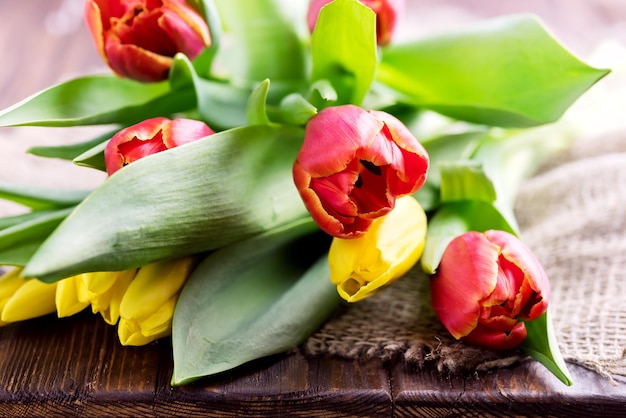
[378,14,609,127]
[171,219,338,385]
[310,0,378,107]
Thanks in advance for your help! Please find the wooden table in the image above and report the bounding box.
[1,1,626,416]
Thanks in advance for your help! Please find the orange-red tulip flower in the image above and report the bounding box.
[104,117,214,175]
[85,0,211,82]
[431,230,550,350]
[293,104,428,238]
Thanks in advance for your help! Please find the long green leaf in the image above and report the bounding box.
[27,129,116,162]
[23,124,308,282]
[0,241,42,266]
[213,0,306,84]
[0,208,72,266]
[0,208,72,250]
[0,183,89,210]
[172,219,338,385]
[170,54,249,130]
[0,76,193,127]
[521,310,573,386]
[310,0,377,107]
[378,14,609,127]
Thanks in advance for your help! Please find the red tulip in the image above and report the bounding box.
[430,230,551,350]
[104,117,214,175]
[293,105,429,238]
[85,0,211,82]
[307,0,404,46]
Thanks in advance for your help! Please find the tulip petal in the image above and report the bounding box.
[329,196,426,302]
[430,232,500,338]
[462,321,527,351]
[55,275,90,318]
[299,106,383,177]
[1,279,57,323]
[160,2,211,57]
[485,230,550,319]
[119,258,194,322]
[104,40,173,82]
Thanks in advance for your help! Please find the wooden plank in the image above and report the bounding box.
[155,345,392,417]
[392,358,626,417]
[0,312,161,417]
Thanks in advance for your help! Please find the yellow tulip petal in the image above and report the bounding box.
[0,268,27,326]
[2,279,57,323]
[328,196,427,302]
[119,257,194,321]
[55,275,90,318]
[91,269,136,325]
[137,295,177,337]
[117,316,171,346]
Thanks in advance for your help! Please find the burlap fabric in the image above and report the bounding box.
[303,130,626,383]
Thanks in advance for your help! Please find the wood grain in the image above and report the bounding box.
[1,1,626,416]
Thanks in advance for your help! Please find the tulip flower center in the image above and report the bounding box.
[350,159,392,216]
[117,133,167,166]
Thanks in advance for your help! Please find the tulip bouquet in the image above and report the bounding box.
[0,0,609,386]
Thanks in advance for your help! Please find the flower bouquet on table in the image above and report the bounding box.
[0,0,609,386]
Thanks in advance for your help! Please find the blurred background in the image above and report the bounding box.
[1,0,625,214]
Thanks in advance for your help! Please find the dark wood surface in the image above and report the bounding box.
[1,1,626,416]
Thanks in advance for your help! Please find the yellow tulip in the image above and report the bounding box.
[55,274,90,318]
[328,195,427,302]
[0,267,57,323]
[82,270,137,325]
[118,257,195,346]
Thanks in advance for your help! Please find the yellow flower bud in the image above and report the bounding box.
[118,257,195,346]
[82,270,137,325]
[328,195,427,302]
[55,274,90,318]
[1,267,57,323]
[0,267,27,326]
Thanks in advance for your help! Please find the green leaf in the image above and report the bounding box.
[378,14,609,127]
[0,208,72,266]
[0,240,42,266]
[23,124,309,282]
[420,201,518,274]
[213,0,307,84]
[439,160,497,203]
[413,131,486,211]
[170,54,249,130]
[27,129,116,163]
[171,219,338,385]
[0,76,194,127]
[73,140,108,172]
[310,0,377,106]
[521,310,573,386]
[247,79,272,125]
[0,183,89,210]
[278,93,318,126]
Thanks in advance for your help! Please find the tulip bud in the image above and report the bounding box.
[81,270,137,325]
[104,117,214,175]
[0,267,57,324]
[430,230,550,350]
[329,196,426,302]
[118,257,195,346]
[55,274,90,318]
[293,104,428,238]
[85,0,212,82]
[307,0,404,46]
